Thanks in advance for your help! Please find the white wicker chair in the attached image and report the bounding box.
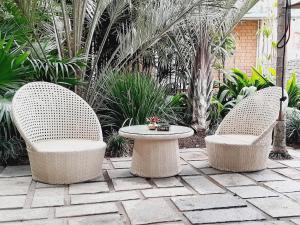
[12,82,106,184]
[205,87,288,172]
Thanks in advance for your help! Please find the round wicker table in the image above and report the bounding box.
[119,125,194,178]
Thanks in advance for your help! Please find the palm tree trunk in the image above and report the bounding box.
[269,0,292,160]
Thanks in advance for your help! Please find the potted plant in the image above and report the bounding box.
[146,116,160,130]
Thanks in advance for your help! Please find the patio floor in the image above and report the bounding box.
[1,148,300,225]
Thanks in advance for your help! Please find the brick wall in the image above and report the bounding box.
[225,20,259,75]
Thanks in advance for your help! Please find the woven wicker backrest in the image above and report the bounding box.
[216,87,288,136]
[12,82,103,143]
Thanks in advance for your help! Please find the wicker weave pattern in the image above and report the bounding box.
[206,87,288,172]
[12,82,106,184]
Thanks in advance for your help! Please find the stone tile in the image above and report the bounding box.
[32,187,65,207]
[278,160,300,168]
[180,148,205,153]
[182,175,225,194]
[68,214,124,225]
[142,187,193,198]
[123,199,181,225]
[200,167,229,175]
[289,149,300,158]
[102,163,113,170]
[267,160,287,169]
[0,208,49,222]
[179,165,200,176]
[86,175,105,182]
[291,218,300,225]
[0,219,67,225]
[0,165,31,177]
[285,192,300,203]
[55,203,118,218]
[110,157,132,162]
[172,193,246,211]
[107,169,134,179]
[245,170,287,182]
[112,177,151,191]
[0,177,31,195]
[221,221,290,225]
[273,168,300,179]
[111,161,131,169]
[188,160,210,169]
[69,182,109,195]
[0,195,26,209]
[35,182,65,188]
[264,180,300,193]
[71,191,140,205]
[152,177,183,188]
[228,186,278,198]
[180,151,207,161]
[211,174,256,186]
[248,196,300,217]
[184,207,265,224]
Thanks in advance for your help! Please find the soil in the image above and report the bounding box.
[179,130,206,148]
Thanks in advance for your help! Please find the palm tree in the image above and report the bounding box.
[269,0,292,159]
[168,0,258,133]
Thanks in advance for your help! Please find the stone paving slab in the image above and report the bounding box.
[152,177,183,188]
[107,169,134,179]
[55,203,118,218]
[71,191,140,205]
[273,168,300,180]
[112,177,152,191]
[68,214,124,225]
[210,174,256,186]
[0,177,31,196]
[123,199,181,225]
[0,219,67,225]
[277,160,300,168]
[0,165,31,177]
[184,207,266,224]
[69,182,109,195]
[142,187,193,198]
[248,196,300,218]
[182,175,226,194]
[171,193,246,211]
[32,187,65,207]
[2,149,300,225]
[244,170,287,182]
[0,195,26,209]
[264,180,300,193]
[0,208,50,222]
[228,186,278,198]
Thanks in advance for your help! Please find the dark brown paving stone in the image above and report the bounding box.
[184,207,265,224]
[248,196,300,218]
[171,193,246,211]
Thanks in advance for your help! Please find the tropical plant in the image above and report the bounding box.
[167,0,259,132]
[98,71,185,133]
[0,36,31,164]
[106,132,130,157]
[286,107,300,144]
[286,72,300,108]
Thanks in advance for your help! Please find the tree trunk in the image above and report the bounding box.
[269,0,292,160]
[189,36,214,133]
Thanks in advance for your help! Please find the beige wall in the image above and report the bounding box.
[225,20,259,75]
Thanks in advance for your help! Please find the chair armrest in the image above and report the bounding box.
[251,121,278,145]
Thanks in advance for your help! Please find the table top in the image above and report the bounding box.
[119,125,194,140]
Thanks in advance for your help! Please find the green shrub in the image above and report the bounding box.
[286,107,300,144]
[99,71,185,131]
[286,72,300,108]
[106,132,130,157]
